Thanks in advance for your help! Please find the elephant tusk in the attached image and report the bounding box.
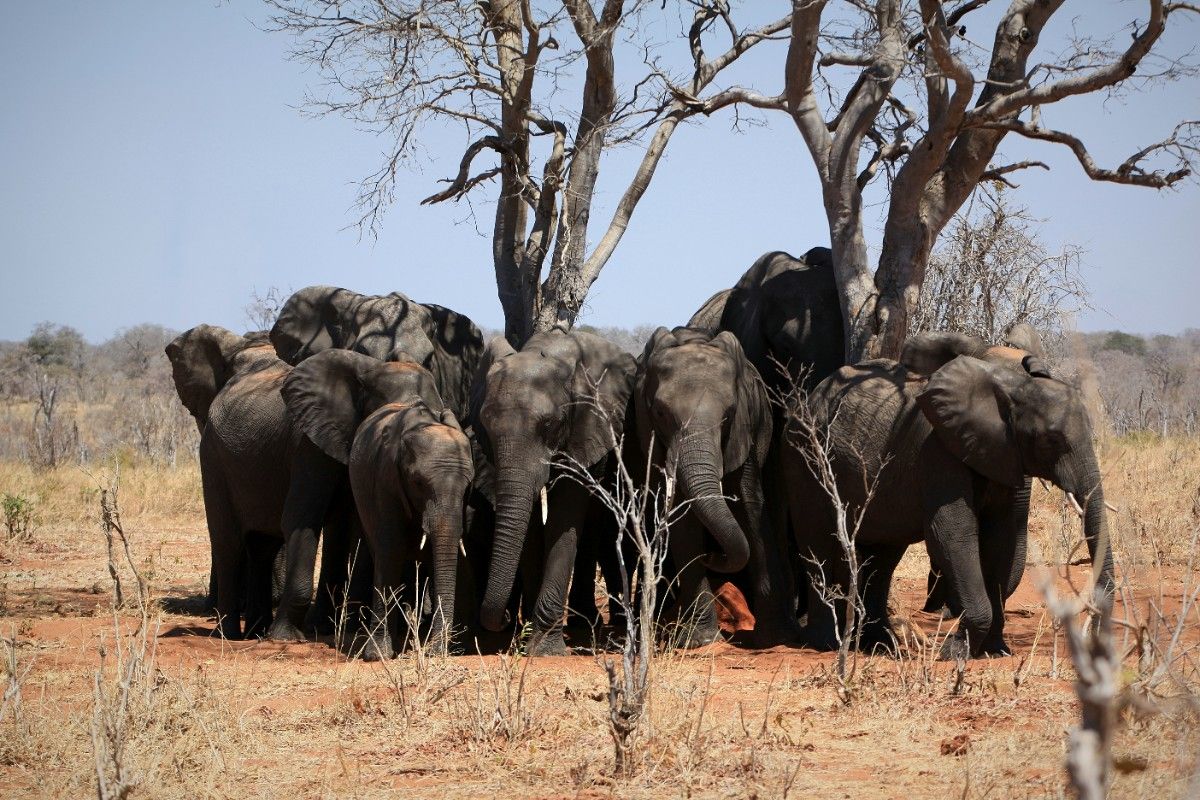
[1065,492,1085,518]
[419,533,428,550]
[460,539,467,558]
[540,485,549,525]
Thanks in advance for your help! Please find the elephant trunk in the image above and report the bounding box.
[480,441,548,632]
[425,498,463,640]
[1056,452,1115,607]
[675,434,749,573]
[1006,477,1032,598]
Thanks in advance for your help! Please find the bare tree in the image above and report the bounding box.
[709,1,1198,359]
[266,1,790,345]
[911,184,1089,345]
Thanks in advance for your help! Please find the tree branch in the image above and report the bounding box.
[976,119,1196,188]
[420,136,506,204]
[979,159,1050,188]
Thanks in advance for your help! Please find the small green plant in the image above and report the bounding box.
[2,494,34,543]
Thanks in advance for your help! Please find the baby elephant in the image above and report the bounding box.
[283,350,474,659]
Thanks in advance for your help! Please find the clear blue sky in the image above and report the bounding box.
[1,1,1197,342]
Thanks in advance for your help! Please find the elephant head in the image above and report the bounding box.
[903,331,1115,601]
[636,327,771,573]
[280,349,445,463]
[471,328,635,632]
[165,324,272,430]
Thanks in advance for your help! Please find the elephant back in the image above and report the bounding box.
[716,248,845,396]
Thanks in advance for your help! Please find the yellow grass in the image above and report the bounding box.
[1,437,1198,798]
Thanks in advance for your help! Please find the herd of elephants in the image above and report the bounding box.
[165,247,1114,662]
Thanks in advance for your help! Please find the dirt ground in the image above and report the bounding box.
[1,446,1199,798]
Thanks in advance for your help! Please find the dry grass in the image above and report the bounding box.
[0,437,1198,797]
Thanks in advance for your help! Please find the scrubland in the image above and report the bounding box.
[0,433,1198,798]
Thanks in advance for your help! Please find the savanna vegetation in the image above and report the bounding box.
[3,1,1200,798]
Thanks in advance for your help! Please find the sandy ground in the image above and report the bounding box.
[1,474,1199,798]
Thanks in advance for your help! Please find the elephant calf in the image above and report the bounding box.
[782,332,1115,659]
[282,350,474,659]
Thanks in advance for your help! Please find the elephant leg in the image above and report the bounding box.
[976,483,1030,656]
[784,472,842,650]
[308,483,355,637]
[857,542,906,653]
[243,533,282,638]
[924,470,989,660]
[528,479,589,656]
[205,556,218,611]
[595,507,629,633]
[666,513,721,649]
[203,472,244,641]
[735,457,801,647]
[566,523,600,632]
[360,508,405,661]
[270,444,340,642]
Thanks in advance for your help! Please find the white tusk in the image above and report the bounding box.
[1105,501,1118,514]
[1065,492,1084,518]
[419,533,428,550]
[459,539,467,558]
[540,485,549,525]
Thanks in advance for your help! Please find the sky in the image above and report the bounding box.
[1,1,1197,343]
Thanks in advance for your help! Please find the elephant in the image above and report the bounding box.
[921,323,1046,615]
[280,349,474,659]
[269,286,484,418]
[633,327,795,648]
[470,327,636,656]
[781,330,1115,659]
[166,325,352,641]
[688,248,844,396]
[687,248,846,634]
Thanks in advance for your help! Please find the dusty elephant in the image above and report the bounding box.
[281,349,474,658]
[633,327,796,648]
[166,325,352,640]
[269,286,484,418]
[470,327,636,655]
[782,331,1114,659]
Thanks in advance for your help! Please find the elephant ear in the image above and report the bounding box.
[164,325,247,427]
[439,408,462,430]
[1003,322,1046,359]
[269,286,346,365]
[917,356,1024,488]
[710,331,772,470]
[467,336,516,431]
[640,326,676,363]
[567,340,637,469]
[282,349,441,463]
[901,332,989,376]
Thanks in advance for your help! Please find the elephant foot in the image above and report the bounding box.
[978,633,1012,657]
[528,629,568,657]
[360,634,394,662]
[857,622,899,656]
[937,633,972,662]
[215,618,243,641]
[741,619,803,649]
[800,622,840,652]
[668,617,722,650]
[267,618,308,643]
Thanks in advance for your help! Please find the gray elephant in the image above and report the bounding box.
[269,286,484,418]
[633,327,794,647]
[688,248,846,636]
[688,248,843,395]
[166,325,351,640]
[782,331,1114,659]
[281,350,474,659]
[471,327,636,655]
[921,323,1046,615]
